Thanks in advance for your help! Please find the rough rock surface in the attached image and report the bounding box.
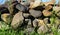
[42,10,52,17]
[1,13,11,23]
[11,11,24,29]
[37,25,48,34]
[29,9,42,18]
[33,19,38,27]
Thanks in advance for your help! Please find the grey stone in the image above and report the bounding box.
[37,25,48,34]
[33,19,38,27]
[23,13,30,18]
[42,10,52,17]
[11,11,24,29]
[43,18,50,24]
[24,27,34,34]
[25,19,32,28]
[29,9,42,18]
[16,4,28,12]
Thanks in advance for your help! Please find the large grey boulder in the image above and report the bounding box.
[11,11,24,29]
[29,9,42,18]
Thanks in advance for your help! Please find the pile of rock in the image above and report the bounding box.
[0,0,60,34]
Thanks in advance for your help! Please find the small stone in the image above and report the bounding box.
[43,18,50,24]
[37,25,48,34]
[29,0,41,8]
[20,0,30,6]
[44,5,52,10]
[53,6,60,12]
[24,27,34,34]
[11,11,24,29]
[16,4,29,12]
[26,19,32,28]
[47,24,51,28]
[55,17,60,25]
[23,13,30,18]
[33,19,38,27]
[1,13,11,23]
[42,10,52,17]
[37,19,45,27]
[29,9,42,18]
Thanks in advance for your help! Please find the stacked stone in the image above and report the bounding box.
[1,0,60,34]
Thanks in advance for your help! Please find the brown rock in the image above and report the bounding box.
[42,10,52,17]
[11,11,24,29]
[37,19,45,27]
[45,5,52,10]
[1,13,11,23]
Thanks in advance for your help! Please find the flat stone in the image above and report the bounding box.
[11,11,24,29]
[29,9,42,18]
[42,10,52,17]
[16,4,29,12]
